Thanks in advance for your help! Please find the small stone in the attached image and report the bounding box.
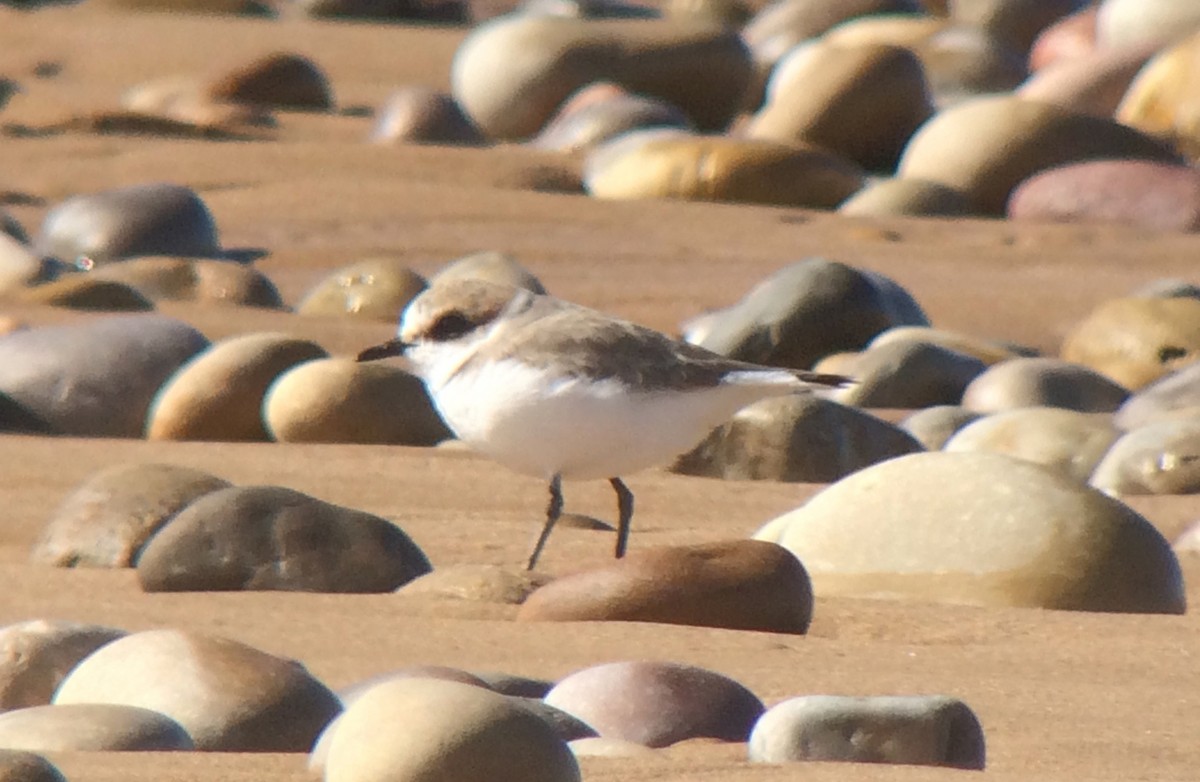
[837,177,971,218]
[15,276,153,311]
[324,678,579,782]
[0,315,209,437]
[90,257,283,308]
[54,629,340,752]
[37,183,222,264]
[146,333,328,441]
[263,357,451,445]
[1061,297,1200,390]
[544,661,763,747]
[396,564,554,604]
[692,258,928,369]
[897,95,1179,215]
[1008,160,1200,233]
[961,357,1130,413]
[0,704,193,752]
[451,15,750,140]
[673,396,924,482]
[1089,421,1200,495]
[518,540,812,632]
[0,621,127,709]
[766,451,1185,613]
[899,405,981,450]
[943,407,1119,482]
[206,52,333,111]
[136,485,432,593]
[868,325,1028,365]
[296,258,427,320]
[749,694,985,768]
[32,463,231,568]
[428,251,546,293]
[745,41,933,172]
[371,87,485,146]
[585,134,864,208]
[0,751,66,782]
[832,340,987,408]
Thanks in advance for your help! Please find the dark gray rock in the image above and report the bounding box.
[37,183,221,264]
[0,315,209,437]
[136,485,431,593]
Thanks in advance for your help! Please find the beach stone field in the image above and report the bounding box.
[2,0,1200,781]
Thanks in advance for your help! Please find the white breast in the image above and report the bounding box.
[429,357,799,481]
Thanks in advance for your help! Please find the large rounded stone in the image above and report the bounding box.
[31,463,230,568]
[0,315,208,437]
[1117,39,1200,158]
[36,183,221,264]
[749,695,984,768]
[943,407,1119,482]
[90,257,283,308]
[746,41,933,172]
[146,333,328,441]
[897,95,1179,215]
[532,83,692,153]
[295,258,427,320]
[764,451,1185,613]
[54,629,340,751]
[1090,421,1200,495]
[1061,297,1200,390]
[0,750,66,782]
[832,341,987,408]
[263,358,451,445]
[324,678,579,782]
[837,177,971,217]
[545,661,763,747]
[585,134,864,208]
[961,357,1130,413]
[1116,361,1200,429]
[1008,161,1200,234]
[672,396,924,482]
[693,258,928,369]
[451,15,752,139]
[742,0,922,71]
[517,540,812,633]
[1095,0,1200,50]
[0,704,193,752]
[0,621,126,709]
[371,87,485,146]
[136,485,431,593]
[428,251,547,293]
[899,405,981,450]
[206,52,333,111]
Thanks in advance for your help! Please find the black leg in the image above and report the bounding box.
[526,474,564,571]
[610,477,633,559]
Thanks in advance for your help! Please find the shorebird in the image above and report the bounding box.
[358,279,849,569]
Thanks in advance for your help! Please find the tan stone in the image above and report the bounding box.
[1117,30,1200,160]
[943,407,1119,482]
[586,134,864,207]
[90,257,282,308]
[1061,297,1200,390]
[838,177,971,217]
[296,258,427,320]
[16,277,153,311]
[0,704,193,752]
[1090,421,1200,495]
[766,451,1184,612]
[897,95,1178,214]
[451,16,751,139]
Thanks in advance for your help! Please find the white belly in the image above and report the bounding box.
[429,358,794,480]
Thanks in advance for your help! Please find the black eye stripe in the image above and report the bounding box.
[427,311,475,341]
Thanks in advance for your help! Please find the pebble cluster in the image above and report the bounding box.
[2,0,1200,780]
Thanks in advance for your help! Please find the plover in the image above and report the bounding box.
[358,279,849,569]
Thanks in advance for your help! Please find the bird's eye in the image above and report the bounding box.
[427,311,475,341]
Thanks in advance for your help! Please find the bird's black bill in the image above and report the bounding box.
[356,338,409,362]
